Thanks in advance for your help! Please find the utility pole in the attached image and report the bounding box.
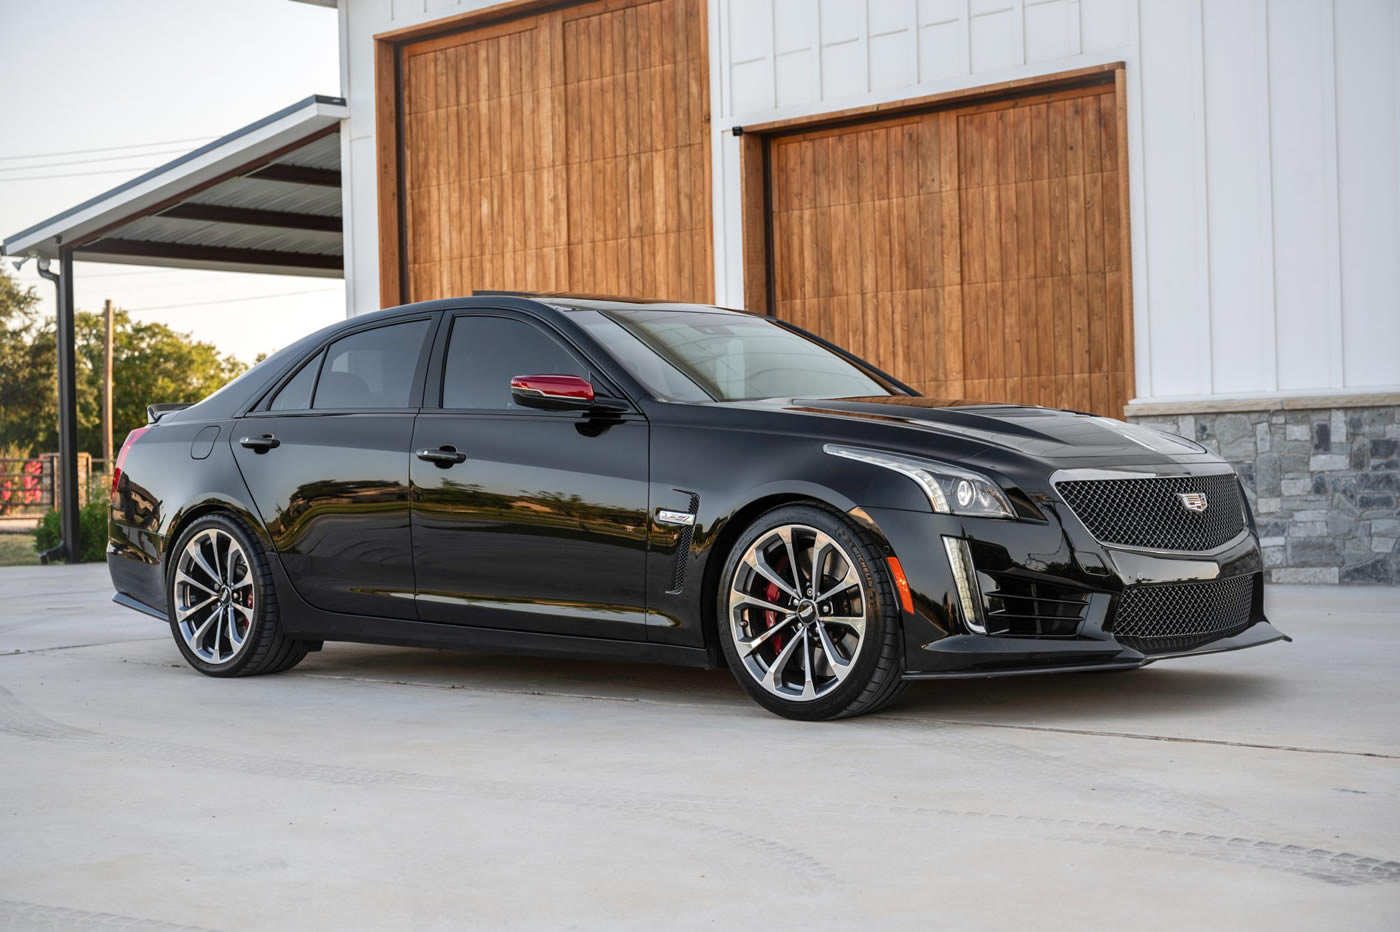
[102,299,114,474]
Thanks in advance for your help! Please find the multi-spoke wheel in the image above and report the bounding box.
[174,528,255,665]
[728,524,867,701]
[717,505,907,720]
[165,513,309,677]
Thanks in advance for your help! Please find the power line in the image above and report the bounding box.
[0,164,162,183]
[84,272,251,292]
[75,269,245,282]
[70,268,191,280]
[0,135,215,162]
[0,146,193,173]
[125,287,342,312]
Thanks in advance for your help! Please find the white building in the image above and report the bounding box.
[328,0,1399,581]
[6,0,1398,581]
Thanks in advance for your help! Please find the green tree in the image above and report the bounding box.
[75,308,246,456]
[0,268,248,459]
[0,271,54,455]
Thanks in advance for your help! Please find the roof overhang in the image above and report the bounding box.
[2,94,348,278]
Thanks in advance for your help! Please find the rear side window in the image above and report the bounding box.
[269,350,323,411]
[442,316,586,410]
[313,320,431,410]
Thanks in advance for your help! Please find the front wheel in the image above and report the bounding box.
[716,504,907,720]
[166,512,308,677]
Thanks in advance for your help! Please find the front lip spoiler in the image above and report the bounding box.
[901,620,1290,680]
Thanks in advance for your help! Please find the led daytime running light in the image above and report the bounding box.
[942,536,985,635]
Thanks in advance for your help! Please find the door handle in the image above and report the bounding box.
[239,433,280,453]
[416,446,467,467]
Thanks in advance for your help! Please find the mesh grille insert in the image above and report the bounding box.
[1056,473,1245,551]
[664,493,699,595]
[1112,574,1258,654]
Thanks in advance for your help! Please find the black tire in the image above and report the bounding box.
[716,503,907,720]
[165,512,308,678]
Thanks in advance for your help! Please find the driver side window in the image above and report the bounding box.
[442,316,587,410]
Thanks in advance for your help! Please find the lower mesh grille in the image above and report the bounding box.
[1111,574,1258,653]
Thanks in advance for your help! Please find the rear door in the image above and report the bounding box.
[410,311,650,639]
[232,315,436,619]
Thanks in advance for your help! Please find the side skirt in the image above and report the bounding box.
[305,615,716,670]
[264,551,716,670]
[113,591,168,621]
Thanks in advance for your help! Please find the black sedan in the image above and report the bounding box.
[108,295,1288,720]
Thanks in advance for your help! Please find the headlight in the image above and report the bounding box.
[823,444,1015,518]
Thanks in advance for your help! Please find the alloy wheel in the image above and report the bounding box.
[727,523,868,701]
[174,528,256,665]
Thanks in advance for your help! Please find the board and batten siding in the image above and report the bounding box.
[338,0,1399,407]
[710,0,1400,406]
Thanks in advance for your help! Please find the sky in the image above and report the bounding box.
[0,0,344,364]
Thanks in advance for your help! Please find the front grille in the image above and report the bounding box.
[1111,574,1258,654]
[1056,473,1246,551]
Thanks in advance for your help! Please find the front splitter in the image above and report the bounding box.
[901,621,1290,680]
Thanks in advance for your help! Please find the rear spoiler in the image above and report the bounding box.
[147,402,193,423]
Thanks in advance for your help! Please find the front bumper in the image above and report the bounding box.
[862,503,1288,679]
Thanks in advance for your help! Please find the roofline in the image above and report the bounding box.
[2,94,347,260]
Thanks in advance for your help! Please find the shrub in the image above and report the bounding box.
[32,500,108,563]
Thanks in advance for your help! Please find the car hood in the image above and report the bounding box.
[730,395,1213,469]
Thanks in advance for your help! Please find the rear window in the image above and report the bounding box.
[312,320,431,409]
[269,350,323,411]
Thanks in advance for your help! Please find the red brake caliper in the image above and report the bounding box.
[763,554,790,654]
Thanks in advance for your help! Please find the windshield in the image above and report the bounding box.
[567,308,899,402]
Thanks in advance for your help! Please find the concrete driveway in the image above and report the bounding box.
[1,564,1397,930]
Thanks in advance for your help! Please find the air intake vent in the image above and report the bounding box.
[665,492,699,595]
[979,573,1089,638]
[1110,573,1259,654]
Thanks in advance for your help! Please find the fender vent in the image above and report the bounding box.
[666,492,700,595]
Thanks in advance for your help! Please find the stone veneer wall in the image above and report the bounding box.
[1126,400,1400,585]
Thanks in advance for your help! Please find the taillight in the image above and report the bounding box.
[111,426,153,500]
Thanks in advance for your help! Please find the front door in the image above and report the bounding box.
[232,316,434,619]
[411,312,650,640]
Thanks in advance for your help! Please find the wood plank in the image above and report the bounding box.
[739,133,768,313]
[392,0,709,304]
[756,72,1128,415]
[375,40,402,307]
[1114,68,1136,413]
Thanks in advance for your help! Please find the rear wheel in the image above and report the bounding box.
[717,504,906,720]
[166,513,308,677]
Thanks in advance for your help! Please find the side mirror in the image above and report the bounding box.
[510,374,596,410]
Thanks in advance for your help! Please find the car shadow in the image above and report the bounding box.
[299,643,745,704]
[894,665,1285,726]
[299,643,1284,726]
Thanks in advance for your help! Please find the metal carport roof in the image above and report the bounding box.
[1,94,348,564]
[2,94,348,276]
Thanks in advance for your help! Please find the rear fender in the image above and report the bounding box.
[108,418,270,609]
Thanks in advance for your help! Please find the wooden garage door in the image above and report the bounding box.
[766,81,1129,416]
[393,0,710,304]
